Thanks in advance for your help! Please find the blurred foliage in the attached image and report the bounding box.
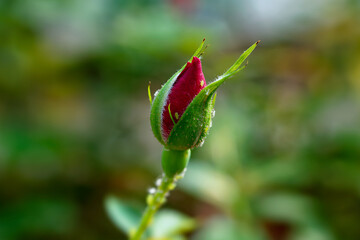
[1,0,360,239]
[105,196,196,239]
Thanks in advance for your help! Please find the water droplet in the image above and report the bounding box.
[209,121,213,128]
[211,109,216,118]
[148,188,156,194]
[155,178,162,187]
[199,140,205,147]
[205,89,210,95]
[154,90,160,97]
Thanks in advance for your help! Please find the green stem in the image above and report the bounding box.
[130,148,190,240]
[129,174,179,240]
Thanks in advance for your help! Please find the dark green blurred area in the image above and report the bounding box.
[1,0,360,239]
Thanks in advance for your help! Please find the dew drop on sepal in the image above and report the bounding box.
[154,90,160,97]
[211,109,215,118]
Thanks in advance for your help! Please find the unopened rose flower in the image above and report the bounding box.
[150,40,259,152]
[161,56,206,142]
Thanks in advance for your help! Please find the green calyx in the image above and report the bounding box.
[161,148,191,178]
[166,88,215,150]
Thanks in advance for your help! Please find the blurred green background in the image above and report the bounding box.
[1,0,360,239]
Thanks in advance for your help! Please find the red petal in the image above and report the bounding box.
[162,57,206,140]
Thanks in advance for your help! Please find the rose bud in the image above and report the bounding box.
[162,56,206,142]
[150,39,259,177]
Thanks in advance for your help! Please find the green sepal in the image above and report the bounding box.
[166,41,259,150]
[162,148,191,178]
[150,39,207,145]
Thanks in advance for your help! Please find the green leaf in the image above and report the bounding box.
[150,39,207,145]
[150,209,197,238]
[166,41,259,150]
[104,195,142,235]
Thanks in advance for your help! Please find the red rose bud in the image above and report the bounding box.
[162,57,206,140]
[150,39,259,151]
